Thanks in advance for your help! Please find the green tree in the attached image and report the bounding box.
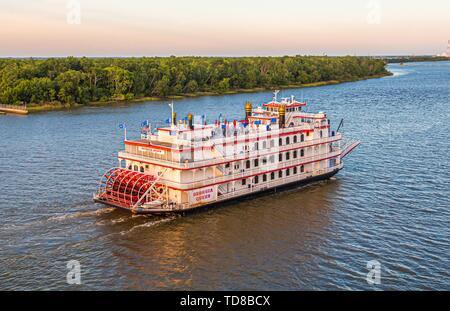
[0,56,389,106]
[104,66,132,100]
[217,78,230,93]
[56,70,87,104]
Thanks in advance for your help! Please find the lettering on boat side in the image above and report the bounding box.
[180,295,271,308]
[138,146,165,155]
[189,186,217,204]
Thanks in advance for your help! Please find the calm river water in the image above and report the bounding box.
[0,62,449,290]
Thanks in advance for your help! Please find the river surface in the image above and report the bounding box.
[0,62,449,290]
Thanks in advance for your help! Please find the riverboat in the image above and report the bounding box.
[94,91,360,214]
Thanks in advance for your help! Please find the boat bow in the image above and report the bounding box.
[341,140,361,158]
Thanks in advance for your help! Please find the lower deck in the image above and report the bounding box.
[94,164,342,214]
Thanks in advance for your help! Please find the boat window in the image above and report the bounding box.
[278,153,283,162]
[254,175,259,184]
[140,166,144,173]
[128,165,132,170]
[254,142,259,150]
[286,152,290,160]
[286,169,290,176]
[134,165,139,171]
[293,167,297,174]
[279,138,282,146]
[246,160,251,169]
[301,165,305,173]
[242,179,246,186]
[278,170,283,178]
[270,140,275,148]
[263,174,267,182]
[320,130,323,138]
[271,172,275,180]
[301,149,304,157]
[301,134,304,142]
[254,159,259,167]
[286,137,290,144]
[293,136,297,143]
[293,150,298,158]
[263,141,267,149]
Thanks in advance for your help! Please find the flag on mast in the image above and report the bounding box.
[118,123,127,140]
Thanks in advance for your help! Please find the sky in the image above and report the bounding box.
[0,0,449,57]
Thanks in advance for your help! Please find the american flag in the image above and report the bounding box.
[141,120,150,133]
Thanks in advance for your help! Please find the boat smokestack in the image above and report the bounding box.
[279,104,286,128]
[188,113,193,130]
[245,101,252,120]
[172,112,177,126]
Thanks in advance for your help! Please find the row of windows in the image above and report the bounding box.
[241,166,306,185]
[244,149,306,169]
[251,132,310,151]
[266,107,300,113]
[129,164,149,173]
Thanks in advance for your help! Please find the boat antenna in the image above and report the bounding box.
[336,118,344,133]
[168,101,175,128]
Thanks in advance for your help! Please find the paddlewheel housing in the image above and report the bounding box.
[95,168,167,210]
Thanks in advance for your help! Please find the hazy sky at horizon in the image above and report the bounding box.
[0,0,449,57]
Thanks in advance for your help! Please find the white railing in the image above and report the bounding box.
[137,150,342,190]
[119,133,342,170]
[216,164,343,201]
[153,163,343,211]
[176,123,316,148]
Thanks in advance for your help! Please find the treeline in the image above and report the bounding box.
[0,56,388,106]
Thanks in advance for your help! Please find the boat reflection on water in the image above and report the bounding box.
[95,178,342,290]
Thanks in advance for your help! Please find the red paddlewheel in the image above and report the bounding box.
[96,168,160,209]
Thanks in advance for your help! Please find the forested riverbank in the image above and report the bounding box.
[383,56,449,63]
[0,56,390,112]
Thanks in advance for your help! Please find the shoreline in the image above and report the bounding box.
[24,73,391,113]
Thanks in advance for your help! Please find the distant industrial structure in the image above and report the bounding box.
[448,40,450,57]
[436,40,450,57]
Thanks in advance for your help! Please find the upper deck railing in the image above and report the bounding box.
[119,133,342,170]
[147,120,330,150]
